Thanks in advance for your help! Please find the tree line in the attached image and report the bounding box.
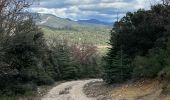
[103,0,170,83]
[0,0,102,96]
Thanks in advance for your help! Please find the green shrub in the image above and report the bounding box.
[12,83,37,95]
[133,55,163,78]
[0,96,19,100]
[36,73,54,85]
[0,80,37,96]
[162,66,170,78]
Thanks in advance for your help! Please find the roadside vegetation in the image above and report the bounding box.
[103,0,170,86]
[0,0,104,97]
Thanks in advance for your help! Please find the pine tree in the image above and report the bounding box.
[103,21,132,83]
[51,40,78,80]
[104,47,131,83]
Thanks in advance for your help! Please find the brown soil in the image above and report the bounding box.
[83,81,115,100]
[83,79,170,100]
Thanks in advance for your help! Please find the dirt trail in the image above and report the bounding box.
[41,79,102,100]
[97,45,111,49]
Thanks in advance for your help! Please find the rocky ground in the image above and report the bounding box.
[83,79,170,100]
[83,81,114,100]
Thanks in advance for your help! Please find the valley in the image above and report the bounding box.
[36,14,112,46]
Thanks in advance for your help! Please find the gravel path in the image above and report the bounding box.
[42,79,102,100]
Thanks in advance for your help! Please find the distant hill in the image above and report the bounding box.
[35,13,112,29]
[77,19,112,26]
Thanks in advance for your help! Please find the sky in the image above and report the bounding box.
[30,0,161,22]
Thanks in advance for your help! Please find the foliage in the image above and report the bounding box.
[133,49,166,78]
[48,38,79,80]
[70,43,103,78]
[0,0,55,95]
[162,40,170,78]
[103,3,170,83]
[48,38,103,79]
[103,47,132,83]
[42,26,110,46]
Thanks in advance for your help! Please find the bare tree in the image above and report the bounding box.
[0,0,32,37]
[162,0,170,5]
[0,0,37,76]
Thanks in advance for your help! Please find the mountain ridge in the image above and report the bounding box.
[35,13,112,29]
[77,19,112,26]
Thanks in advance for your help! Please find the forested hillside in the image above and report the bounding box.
[41,26,110,46]
[35,14,111,46]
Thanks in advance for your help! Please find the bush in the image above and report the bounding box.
[163,57,170,78]
[36,72,54,85]
[163,67,170,78]
[133,55,163,78]
[132,46,170,79]
[12,83,37,95]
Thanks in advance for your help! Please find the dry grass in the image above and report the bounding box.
[84,79,170,100]
[111,79,170,100]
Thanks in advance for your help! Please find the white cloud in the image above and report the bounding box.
[30,0,161,22]
[64,0,97,5]
[30,7,67,18]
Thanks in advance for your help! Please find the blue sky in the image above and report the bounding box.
[30,0,161,22]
